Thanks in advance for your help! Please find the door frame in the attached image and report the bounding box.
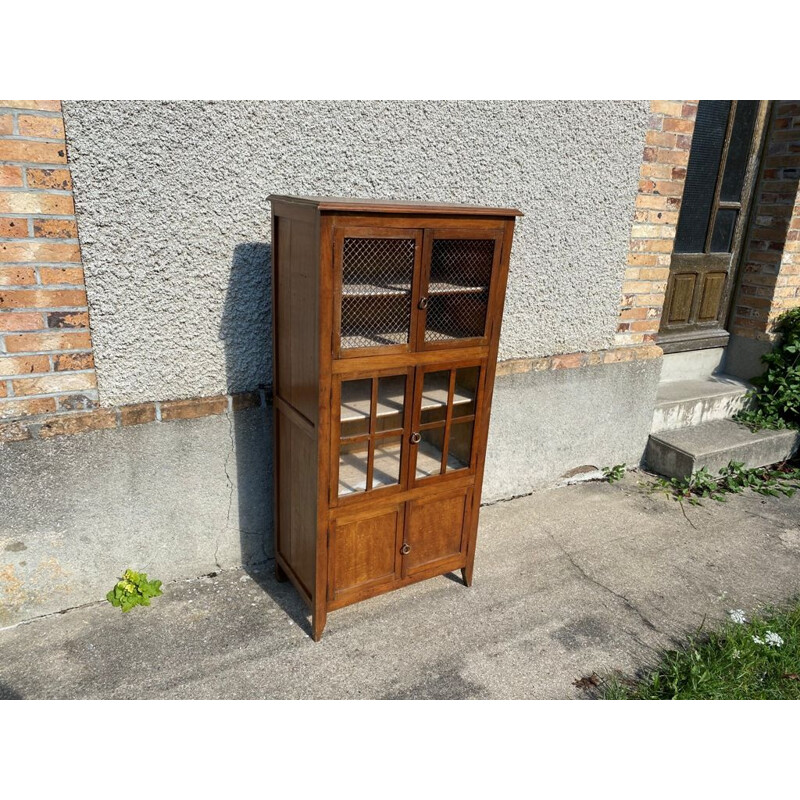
[659,100,771,354]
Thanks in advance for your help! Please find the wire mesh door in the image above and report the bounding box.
[416,230,502,349]
[334,227,423,357]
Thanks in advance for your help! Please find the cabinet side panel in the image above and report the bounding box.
[275,409,292,575]
[276,407,317,596]
[274,215,292,408]
[281,214,319,424]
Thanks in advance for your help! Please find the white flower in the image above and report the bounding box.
[729,609,747,624]
[765,631,784,648]
[731,649,741,659]
[752,635,764,645]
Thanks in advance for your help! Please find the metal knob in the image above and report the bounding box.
[400,543,411,555]
[410,432,421,444]
[418,296,428,310]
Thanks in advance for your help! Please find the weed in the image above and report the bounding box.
[593,600,800,699]
[647,460,800,506]
[107,569,163,612]
[602,463,626,484]
[735,307,800,431]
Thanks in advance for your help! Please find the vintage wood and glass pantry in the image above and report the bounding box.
[269,196,521,639]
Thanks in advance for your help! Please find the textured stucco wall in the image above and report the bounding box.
[62,101,649,406]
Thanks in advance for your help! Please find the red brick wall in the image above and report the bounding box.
[615,101,697,347]
[0,101,98,420]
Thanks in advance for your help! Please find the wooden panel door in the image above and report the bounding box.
[409,361,485,488]
[402,488,472,578]
[416,229,503,351]
[333,227,423,358]
[660,100,769,352]
[328,504,404,607]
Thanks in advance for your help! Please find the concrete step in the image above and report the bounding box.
[651,374,752,434]
[646,419,800,479]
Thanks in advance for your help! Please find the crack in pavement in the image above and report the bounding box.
[548,533,660,633]
[217,408,236,571]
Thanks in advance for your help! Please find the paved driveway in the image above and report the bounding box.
[2,474,799,699]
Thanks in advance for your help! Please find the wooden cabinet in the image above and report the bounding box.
[270,195,521,640]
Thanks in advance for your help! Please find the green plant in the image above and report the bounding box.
[591,600,800,699]
[107,569,163,612]
[602,463,626,483]
[649,460,800,506]
[735,307,800,431]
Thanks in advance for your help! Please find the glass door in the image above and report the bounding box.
[334,227,423,358]
[409,362,484,486]
[332,368,413,505]
[416,230,502,350]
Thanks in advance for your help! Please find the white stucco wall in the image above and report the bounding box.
[63,101,649,406]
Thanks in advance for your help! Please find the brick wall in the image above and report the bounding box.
[0,101,98,420]
[615,101,697,347]
[730,101,800,339]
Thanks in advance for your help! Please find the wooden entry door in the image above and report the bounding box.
[659,100,770,353]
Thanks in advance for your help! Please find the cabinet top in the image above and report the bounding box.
[268,194,523,217]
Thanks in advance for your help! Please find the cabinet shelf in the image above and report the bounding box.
[342,283,410,297]
[341,281,485,298]
[338,439,468,495]
[340,330,409,350]
[340,372,473,423]
[340,327,484,354]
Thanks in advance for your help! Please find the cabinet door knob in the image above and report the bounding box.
[400,543,411,555]
[418,296,428,310]
[410,431,421,444]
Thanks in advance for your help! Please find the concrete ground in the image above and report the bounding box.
[2,472,799,700]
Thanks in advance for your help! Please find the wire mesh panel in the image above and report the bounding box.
[340,237,416,350]
[424,239,495,342]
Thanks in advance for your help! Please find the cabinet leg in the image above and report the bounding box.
[461,566,473,587]
[312,608,327,642]
[275,560,288,583]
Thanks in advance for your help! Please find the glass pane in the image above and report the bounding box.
[340,378,371,438]
[415,427,444,479]
[710,208,738,253]
[340,237,415,349]
[420,370,450,425]
[453,366,479,418]
[720,101,758,203]
[372,435,402,489]
[674,101,731,254]
[447,420,474,472]
[338,440,369,496]
[425,239,494,341]
[375,374,405,432]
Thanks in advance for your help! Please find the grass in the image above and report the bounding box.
[597,600,800,699]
